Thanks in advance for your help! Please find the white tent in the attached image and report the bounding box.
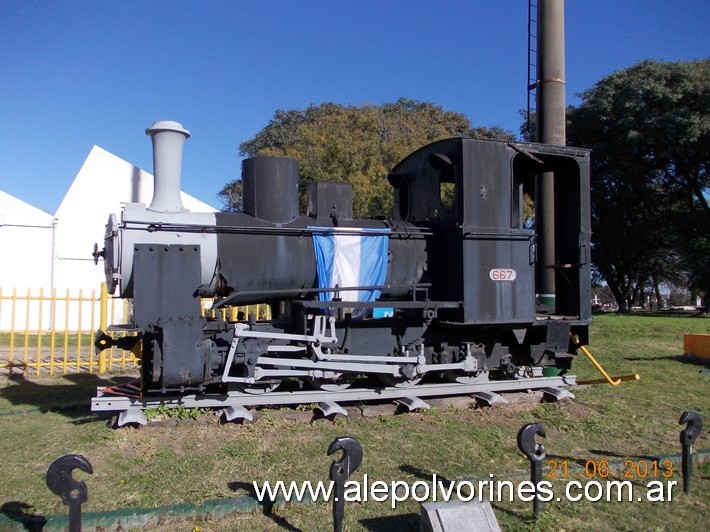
[0,191,55,292]
[0,192,56,330]
[1,146,218,330]
[53,145,217,293]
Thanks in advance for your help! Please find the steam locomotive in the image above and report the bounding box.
[95,121,591,396]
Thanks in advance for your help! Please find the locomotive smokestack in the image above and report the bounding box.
[145,120,190,213]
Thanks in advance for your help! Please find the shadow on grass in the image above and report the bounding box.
[0,373,133,420]
[545,452,588,468]
[587,449,662,462]
[594,310,707,318]
[625,353,710,366]
[489,501,534,523]
[360,513,420,531]
[546,451,668,471]
[0,501,47,531]
[228,481,301,532]
[399,464,454,487]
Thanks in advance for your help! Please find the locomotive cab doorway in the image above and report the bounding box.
[511,145,591,321]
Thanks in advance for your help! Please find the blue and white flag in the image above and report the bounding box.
[310,227,390,316]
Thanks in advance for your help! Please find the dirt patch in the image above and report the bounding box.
[556,398,593,418]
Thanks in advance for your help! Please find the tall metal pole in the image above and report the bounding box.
[535,0,566,308]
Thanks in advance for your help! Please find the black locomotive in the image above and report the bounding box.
[95,121,590,395]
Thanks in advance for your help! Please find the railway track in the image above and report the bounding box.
[92,373,577,427]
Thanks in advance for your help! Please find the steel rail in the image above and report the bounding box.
[91,374,576,412]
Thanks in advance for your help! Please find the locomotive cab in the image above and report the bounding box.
[388,138,590,325]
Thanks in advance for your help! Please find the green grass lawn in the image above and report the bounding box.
[0,313,707,530]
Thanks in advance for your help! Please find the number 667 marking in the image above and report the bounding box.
[489,268,517,281]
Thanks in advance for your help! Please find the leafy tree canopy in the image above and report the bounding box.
[567,59,710,311]
[220,98,513,218]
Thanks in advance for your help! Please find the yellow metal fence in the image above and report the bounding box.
[0,285,134,375]
[0,284,270,376]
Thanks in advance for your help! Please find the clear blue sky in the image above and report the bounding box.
[1,0,708,212]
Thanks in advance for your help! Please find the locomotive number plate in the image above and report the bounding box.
[489,268,517,281]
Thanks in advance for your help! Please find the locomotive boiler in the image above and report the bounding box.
[95,121,591,397]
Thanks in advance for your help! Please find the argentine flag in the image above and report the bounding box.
[310,227,390,317]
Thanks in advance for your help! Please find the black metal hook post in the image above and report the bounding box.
[517,423,546,518]
[46,454,93,532]
[327,436,363,532]
[679,411,702,494]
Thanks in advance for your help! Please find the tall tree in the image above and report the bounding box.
[567,59,710,311]
[220,98,513,218]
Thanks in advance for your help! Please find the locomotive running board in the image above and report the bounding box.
[91,375,576,417]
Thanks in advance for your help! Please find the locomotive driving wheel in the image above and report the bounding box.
[442,345,487,384]
[443,370,488,384]
[306,347,357,391]
[231,381,281,394]
[377,340,425,387]
[377,372,423,388]
[307,373,357,391]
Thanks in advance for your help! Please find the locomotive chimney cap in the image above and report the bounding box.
[145,120,190,138]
